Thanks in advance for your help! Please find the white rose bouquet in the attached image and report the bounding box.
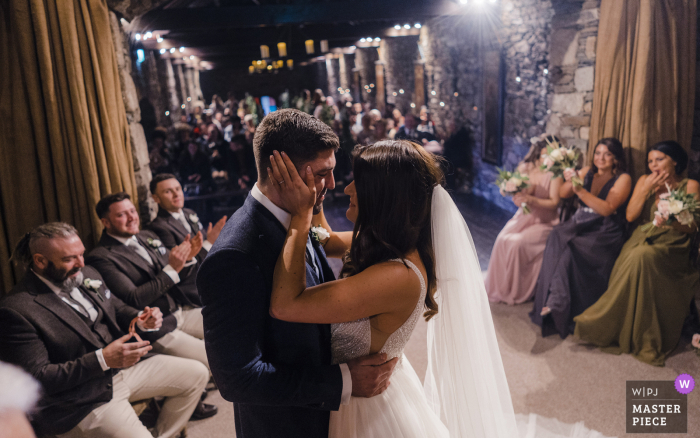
[539,138,583,187]
[641,183,699,233]
[495,169,531,214]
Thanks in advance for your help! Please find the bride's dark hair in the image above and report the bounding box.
[340,140,444,320]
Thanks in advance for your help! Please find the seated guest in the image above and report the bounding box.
[148,174,227,253]
[178,141,211,185]
[394,113,435,143]
[86,194,214,372]
[485,135,563,304]
[148,129,173,176]
[530,138,632,338]
[0,223,209,437]
[575,141,699,365]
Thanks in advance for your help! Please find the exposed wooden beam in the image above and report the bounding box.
[132,0,462,32]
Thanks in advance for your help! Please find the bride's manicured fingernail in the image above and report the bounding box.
[307,166,312,173]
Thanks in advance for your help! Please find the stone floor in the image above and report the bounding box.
[186,192,700,438]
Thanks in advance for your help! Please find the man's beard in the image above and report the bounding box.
[44,262,83,293]
[313,189,327,215]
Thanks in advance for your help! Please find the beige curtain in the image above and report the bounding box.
[0,0,137,294]
[588,0,696,179]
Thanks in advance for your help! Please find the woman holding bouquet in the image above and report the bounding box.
[530,138,632,338]
[485,135,562,304]
[574,141,700,366]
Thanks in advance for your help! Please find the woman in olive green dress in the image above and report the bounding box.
[574,141,700,366]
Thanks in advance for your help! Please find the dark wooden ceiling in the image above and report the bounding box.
[129,0,465,69]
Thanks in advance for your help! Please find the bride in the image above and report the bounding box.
[266,140,608,438]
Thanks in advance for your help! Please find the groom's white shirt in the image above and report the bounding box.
[252,183,352,405]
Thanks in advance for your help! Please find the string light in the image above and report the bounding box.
[181,104,186,109]
[393,92,398,96]
[170,48,176,53]
[410,103,416,108]
[403,24,411,29]
[374,37,381,42]
[415,23,422,28]
[360,38,366,42]
[190,55,194,59]
[454,92,459,97]
[431,90,436,95]
[399,89,404,94]
[157,36,163,43]
[165,111,170,116]
[516,76,521,82]
[145,32,152,39]
[544,68,549,75]
[134,33,141,41]
[370,83,375,88]
[345,89,350,93]
[159,49,166,54]
[187,97,192,102]
[394,24,401,30]
[179,47,185,52]
[440,102,445,107]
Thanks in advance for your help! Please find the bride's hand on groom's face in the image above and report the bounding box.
[347,353,399,398]
[268,150,317,219]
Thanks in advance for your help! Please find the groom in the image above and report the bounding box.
[197,109,397,438]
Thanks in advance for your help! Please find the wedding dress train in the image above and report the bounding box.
[328,187,613,438]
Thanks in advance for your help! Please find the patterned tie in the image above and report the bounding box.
[306,237,320,278]
[177,212,192,234]
[58,290,89,319]
[126,238,154,265]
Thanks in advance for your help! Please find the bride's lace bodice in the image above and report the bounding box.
[331,259,427,365]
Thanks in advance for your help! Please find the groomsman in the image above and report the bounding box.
[147,173,226,255]
[0,223,209,437]
[86,193,217,419]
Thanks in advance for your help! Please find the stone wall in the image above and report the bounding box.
[108,12,157,222]
[414,0,600,211]
[326,57,341,102]
[380,36,419,115]
[545,0,600,155]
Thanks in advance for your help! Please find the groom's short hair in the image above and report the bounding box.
[253,109,339,183]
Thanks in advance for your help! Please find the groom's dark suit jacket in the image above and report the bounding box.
[197,194,342,438]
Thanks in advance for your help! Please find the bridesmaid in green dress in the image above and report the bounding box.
[574,141,700,366]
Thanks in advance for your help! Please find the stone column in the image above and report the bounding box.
[352,69,361,103]
[193,67,204,103]
[108,11,156,222]
[185,67,197,110]
[176,64,188,114]
[354,47,379,107]
[143,51,169,128]
[339,53,355,92]
[326,56,341,102]
[380,36,419,114]
[375,61,386,113]
[414,61,425,113]
[164,58,179,119]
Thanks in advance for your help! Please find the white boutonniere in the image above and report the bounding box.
[310,225,330,243]
[83,278,105,301]
[83,279,102,291]
[189,213,199,224]
[147,238,162,248]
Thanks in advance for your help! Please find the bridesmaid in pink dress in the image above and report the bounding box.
[485,136,563,304]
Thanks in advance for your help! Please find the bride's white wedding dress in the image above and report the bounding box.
[329,259,450,438]
[327,187,613,438]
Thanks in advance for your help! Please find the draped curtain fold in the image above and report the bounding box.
[588,0,696,180]
[0,0,137,294]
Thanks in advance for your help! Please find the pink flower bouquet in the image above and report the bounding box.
[495,169,531,214]
[641,183,699,233]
